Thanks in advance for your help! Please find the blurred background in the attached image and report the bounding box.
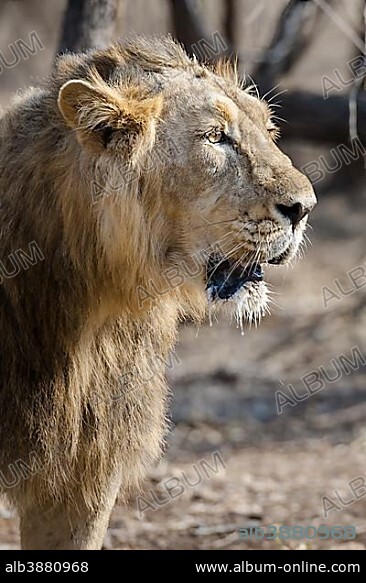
[1,0,366,550]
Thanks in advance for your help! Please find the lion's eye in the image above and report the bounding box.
[205,129,229,144]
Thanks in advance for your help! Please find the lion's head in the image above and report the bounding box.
[56,36,316,326]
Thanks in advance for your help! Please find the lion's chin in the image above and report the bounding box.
[208,279,270,332]
[205,256,270,332]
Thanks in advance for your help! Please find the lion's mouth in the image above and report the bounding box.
[206,256,264,301]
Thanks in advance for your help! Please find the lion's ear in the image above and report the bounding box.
[57,79,163,158]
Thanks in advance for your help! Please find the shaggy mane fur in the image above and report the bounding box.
[0,37,210,512]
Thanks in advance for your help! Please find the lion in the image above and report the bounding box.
[0,36,316,549]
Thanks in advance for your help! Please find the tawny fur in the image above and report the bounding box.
[0,36,315,549]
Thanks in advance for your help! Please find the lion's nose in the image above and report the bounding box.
[276,202,313,230]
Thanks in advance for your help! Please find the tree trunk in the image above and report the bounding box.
[280,92,366,147]
[58,0,118,54]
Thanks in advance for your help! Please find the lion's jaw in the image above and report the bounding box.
[166,212,308,329]
[202,211,308,328]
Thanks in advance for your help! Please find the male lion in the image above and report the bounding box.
[0,36,316,549]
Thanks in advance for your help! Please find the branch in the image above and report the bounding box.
[224,0,237,51]
[279,91,366,146]
[349,1,366,142]
[169,0,232,60]
[254,0,323,92]
[58,0,118,54]
[169,0,207,56]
